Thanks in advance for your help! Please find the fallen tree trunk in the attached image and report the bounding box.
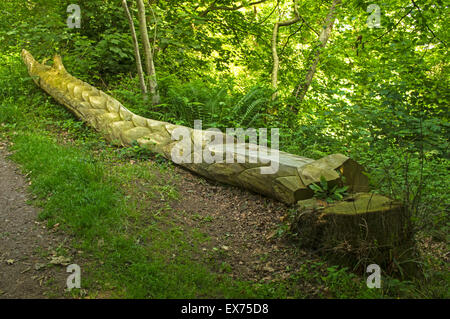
[21,49,370,205]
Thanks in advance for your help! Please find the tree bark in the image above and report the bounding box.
[271,1,300,100]
[122,0,148,100]
[136,0,160,105]
[293,0,341,108]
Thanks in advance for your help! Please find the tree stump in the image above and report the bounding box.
[291,193,417,276]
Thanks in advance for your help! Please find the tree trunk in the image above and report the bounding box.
[293,0,341,108]
[122,0,148,100]
[271,23,280,101]
[271,2,300,100]
[136,0,160,105]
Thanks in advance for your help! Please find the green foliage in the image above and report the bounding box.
[293,261,382,298]
[64,32,135,82]
[10,133,121,237]
[111,73,273,130]
[309,176,349,203]
[118,140,157,161]
[162,82,272,129]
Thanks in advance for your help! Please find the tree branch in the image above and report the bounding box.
[298,15,320,37]
[271,1,301,100]
[279,23,304,58]
[200,0,269,17]
[411,0,448,47]
[363,5,414,46]
[293,0,342,105]
[255,0,280,25]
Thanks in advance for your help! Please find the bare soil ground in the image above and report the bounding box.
[167,166,325,295]
[0,145,79,298]
[171,168,303,276]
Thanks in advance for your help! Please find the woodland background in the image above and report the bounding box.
[0,0,448,298]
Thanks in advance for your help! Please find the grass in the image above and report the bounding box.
[0,53,447,299]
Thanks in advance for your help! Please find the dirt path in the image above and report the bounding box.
[0,144,76,298]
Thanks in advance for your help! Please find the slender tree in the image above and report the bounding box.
[122,0,148,100]
[136,0,160,105]
[293,0,341,109]
[271,1,300,100]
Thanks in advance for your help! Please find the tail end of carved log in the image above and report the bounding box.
[21,50,67,86]
[22,49,65,72]
[52,54,67,73]
[21,49,37,73]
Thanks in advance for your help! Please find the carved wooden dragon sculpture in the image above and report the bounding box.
[21,49,369,205]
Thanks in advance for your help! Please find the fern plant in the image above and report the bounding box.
[229,86,270,128]
[309,176,349,203]
[161,82,272,129]
[113,75,273,131]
